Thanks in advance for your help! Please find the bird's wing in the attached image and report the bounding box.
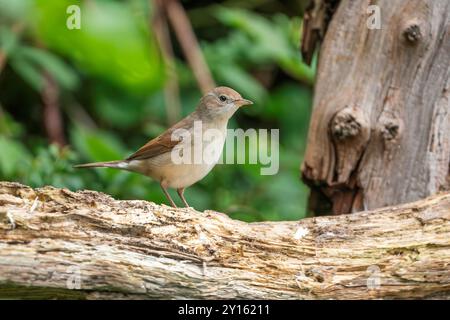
[126,116,194,161]
[126,133,179,161]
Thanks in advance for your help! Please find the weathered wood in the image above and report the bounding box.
[0,181,449,299]
[301,0,450,214]
[301,0,341,65]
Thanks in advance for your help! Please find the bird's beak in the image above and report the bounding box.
[236,98,253,107]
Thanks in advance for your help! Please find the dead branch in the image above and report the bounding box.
[152,0,182,124]
[0,182,449,299]
[41,72,66,147]
[164,0,215,94]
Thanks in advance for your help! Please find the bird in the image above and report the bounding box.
[74,86,253,208]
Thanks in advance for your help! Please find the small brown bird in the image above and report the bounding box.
[74,86,253,207]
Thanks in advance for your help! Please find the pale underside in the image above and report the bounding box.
[124,123,227,189]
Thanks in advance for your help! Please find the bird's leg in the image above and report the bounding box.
[160,183,177,208]
[177,188,190,207]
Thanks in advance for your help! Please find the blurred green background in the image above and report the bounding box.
[0,0,315,222]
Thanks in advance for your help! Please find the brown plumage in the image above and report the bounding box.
[74,86,253,208]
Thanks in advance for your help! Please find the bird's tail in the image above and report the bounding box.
[73,160,126,169]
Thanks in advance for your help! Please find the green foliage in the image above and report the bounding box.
[11,46,79,91]
[34,0,164,93]
[0,0,314,222]
[0,136,30,177]
[213,7,314,86]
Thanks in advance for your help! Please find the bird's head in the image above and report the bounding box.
[198,86,253,120]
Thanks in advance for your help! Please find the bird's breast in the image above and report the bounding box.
[136,126,227,189]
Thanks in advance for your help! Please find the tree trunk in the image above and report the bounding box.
[301,0,450,215]
[0,181,449,299]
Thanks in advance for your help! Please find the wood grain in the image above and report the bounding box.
[302,0,450,214]
[0,182,449,299]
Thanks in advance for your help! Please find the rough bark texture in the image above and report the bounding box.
[0,181,449,299]
[301,0,450,215]
[301,0,340,65]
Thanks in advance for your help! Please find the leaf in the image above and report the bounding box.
[70,125,126,162]
[34,0,164,94]
[93,85,146,128]
[17,46,79,90]
[0,26,19,57]
[9,45,79,91]
[214,7,315,84]
[0,109,25,136]
[10,55,44,91]
[0,136,31,177]
[215,8,291,60]
[0,0,31,21]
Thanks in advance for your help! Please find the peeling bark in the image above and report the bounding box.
[302,0,450,214]
[0,182,449,299]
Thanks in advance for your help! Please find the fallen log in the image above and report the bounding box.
[0,181,449,299]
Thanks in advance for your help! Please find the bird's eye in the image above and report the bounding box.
[219,95,227,102]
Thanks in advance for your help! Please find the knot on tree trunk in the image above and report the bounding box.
[402,20,423,44]
[378,114,403,144]
[329,106,370,185]
[301,0,450,215]
[330,106,368,140]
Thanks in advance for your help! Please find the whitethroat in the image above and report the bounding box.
[74,86,253,207]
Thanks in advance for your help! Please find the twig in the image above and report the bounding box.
[42,72,66,147]
[163,0,215,94]
[152,0,181,124]
[64,101,98,130]
[0,51,6,75]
